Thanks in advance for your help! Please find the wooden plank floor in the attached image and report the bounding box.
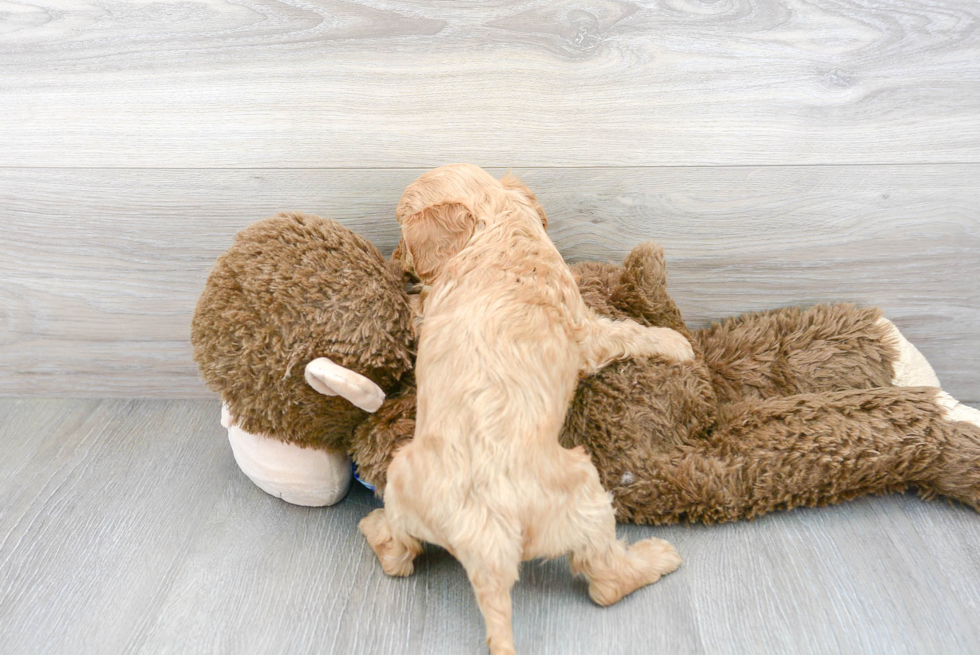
[2,399,979,655]
[2,3,978,653]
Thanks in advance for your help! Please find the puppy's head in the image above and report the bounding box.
[394,164,547,282]
[498,172,548,229]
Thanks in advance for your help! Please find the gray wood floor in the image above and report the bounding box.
[2,399,979,655]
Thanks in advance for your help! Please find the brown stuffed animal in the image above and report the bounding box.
[565,245,980,522]
[191,213,417,505]
[192,209,980,522]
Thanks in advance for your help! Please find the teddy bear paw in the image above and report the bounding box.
[935,391,980,429]
[877,318,941,387]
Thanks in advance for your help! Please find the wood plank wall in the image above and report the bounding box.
[1,1,978,401]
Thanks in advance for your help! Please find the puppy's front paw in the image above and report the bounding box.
[654,327,695,362]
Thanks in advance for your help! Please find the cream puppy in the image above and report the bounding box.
[360,164,690,655]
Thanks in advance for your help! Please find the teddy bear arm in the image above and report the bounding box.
[571,242,689,339]
[608,241,690,337]
[349,389,418,494]
[692,304,936,404]
[572,261,632,321]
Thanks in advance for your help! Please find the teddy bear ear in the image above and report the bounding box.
[621,241,668,288]
[304,357,386,413]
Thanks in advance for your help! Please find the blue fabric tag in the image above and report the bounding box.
[352,462,375,491]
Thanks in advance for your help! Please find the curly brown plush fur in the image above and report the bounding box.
[191,212,416,452]
[192,212,980,524]
[696,304,896,403]
[564,249,980,523]
[565,355,980,524]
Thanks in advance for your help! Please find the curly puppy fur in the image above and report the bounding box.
[191,212,416,452]
[360,165,687,655]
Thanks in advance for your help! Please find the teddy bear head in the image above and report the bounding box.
[191,212,416,453]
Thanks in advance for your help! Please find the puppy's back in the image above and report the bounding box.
[414,215,583,455]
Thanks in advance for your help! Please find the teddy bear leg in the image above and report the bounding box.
[877,319,980,504]
[876,317,941,387]
[694,305,937,402]
[222,404,353,507]
[609,387,980,524]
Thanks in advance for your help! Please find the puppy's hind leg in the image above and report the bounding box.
[541,448,682,606]
[580,314,695,374]
[359,508,423,577]
[572,526,682,607]
[452,531,522,655]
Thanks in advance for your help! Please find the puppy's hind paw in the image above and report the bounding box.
[359,509,421,577]
[630,537,682,579]
[585,537,682,607]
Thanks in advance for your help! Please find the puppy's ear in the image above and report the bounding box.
[499,173,548,229]
[399,201,476,281]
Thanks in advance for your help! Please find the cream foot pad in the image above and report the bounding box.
[877,317,941,388]
[935,392,980,430]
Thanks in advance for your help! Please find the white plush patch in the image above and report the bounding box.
[935,392,980,430]
[877,317,941,388]
[222,404,353,506]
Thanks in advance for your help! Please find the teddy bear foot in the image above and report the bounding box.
[877,317,941,387]
[925,391,980,511]
[878,319,980,430]
[221,404,353,506]
[935,391,980,430]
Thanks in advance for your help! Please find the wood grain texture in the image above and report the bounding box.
[0,399,232,654]
[1,399,979,654]
[1,0,978,167]
[2,166,977,401]
[678,495,980,655]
